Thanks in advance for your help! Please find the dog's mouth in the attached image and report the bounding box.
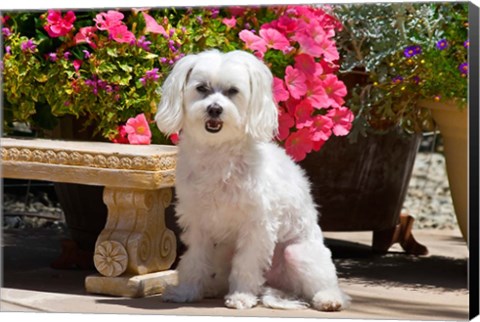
[205,119,223,133]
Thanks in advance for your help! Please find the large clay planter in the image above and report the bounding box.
[300,128,421,232]
[418,100,468,243]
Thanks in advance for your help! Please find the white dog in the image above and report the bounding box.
[155,49,349,311]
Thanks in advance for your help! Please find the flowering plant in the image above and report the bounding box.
[232,6,354,161]
[2,8,236,144]
[2,6,353,161]
[333,2,468,135]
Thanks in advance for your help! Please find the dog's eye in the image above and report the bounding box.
[225,87,239,96]
[196,85,209,93]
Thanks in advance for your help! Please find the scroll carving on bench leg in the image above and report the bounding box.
[86,187,178,297]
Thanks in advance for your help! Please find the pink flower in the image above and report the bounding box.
[73,59,82,73]
[273,77,289,103]
[294,100,314,129]
[285,128,313,162]
[109,24,136,43]
[259,28,290,51]
[124,113,152,145]
[44,10,76,38]
[239,29,267,55]
[111,125,129,144]
[285,66,307,99]
[305,78,329,109]
[327,107,354,136]
[142,12,167,36]
[294,54,316,76]
[169,133,180,145]
[277,110,295,141]
[320,74,347,108]
[310,114,333,142]
[94,10,124,31]
[222,17,237,28]
[74,26,98,48]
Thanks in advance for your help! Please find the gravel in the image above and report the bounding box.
[403,152,458,230]
[2,153,457,232]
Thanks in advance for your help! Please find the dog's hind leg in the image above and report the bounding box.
[282,229,350,311]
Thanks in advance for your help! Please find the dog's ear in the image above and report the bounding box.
[241,51,279,142]
[155,54,198,136]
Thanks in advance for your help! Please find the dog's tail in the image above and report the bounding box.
[260,287,309,310]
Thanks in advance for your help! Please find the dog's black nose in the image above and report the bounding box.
[207,103,223,118]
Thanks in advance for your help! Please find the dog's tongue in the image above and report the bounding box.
[205,120,223,133]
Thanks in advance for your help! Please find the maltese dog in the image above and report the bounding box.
[155,49,349,311]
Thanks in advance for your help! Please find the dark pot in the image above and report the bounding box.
[300,128,421,232]
[54,183,108,251]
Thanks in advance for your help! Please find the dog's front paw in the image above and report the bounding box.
[311,289,350,312]
[161,283,203,303]
[224,292,258,309]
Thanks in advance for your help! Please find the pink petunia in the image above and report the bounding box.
[320,74,347,108]
[239,29,267,55]
[294,54,316,76]
[304,78,329,109]
[142,12,167,36]
[327,107,354,136]
[273,77,290,103]
[285,128,313,162]
[277,109,295,141]
[109,24,136,43]
[73,59,82,73]
[111,125,129,144]
[125,113,152,145]
[310,114,333,142]
[285,66,307,99]
[259,28,290,51]
[94,10,124,31]
[294,100,314,129]
[74,26,98,48]
[222,16,237,28]
[44,10,76,38]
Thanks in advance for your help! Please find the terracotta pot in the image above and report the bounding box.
[418,100,468,242]
[300,128,421,232]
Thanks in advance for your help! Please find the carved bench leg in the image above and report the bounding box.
[85,187,178,297]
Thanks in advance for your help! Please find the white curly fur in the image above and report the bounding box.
[155,50,350,311]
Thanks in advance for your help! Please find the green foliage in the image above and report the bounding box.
[333,3,468,134]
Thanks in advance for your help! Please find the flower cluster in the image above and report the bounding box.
[2,8,229,143]
[3,6,352,160]
[235,6,353,161]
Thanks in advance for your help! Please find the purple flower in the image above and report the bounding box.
[169,28,176,37]
[392,76,404,84]
[458,62,468,75]
[464,40,469,48]
[64,51,71,59]
[160,57,168,64]
[140,68,160,86]
[404,45,421,58]
[5,45,11,54]
[196,16,203,24]
[21,39,37,52]
[48,52,58,61]
[2,27,11,37]
[436,39,448,50]
[83,50,91,59]
[137,36,152,51]
[412,76,420,84]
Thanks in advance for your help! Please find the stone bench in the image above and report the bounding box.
[1,137,178,297]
